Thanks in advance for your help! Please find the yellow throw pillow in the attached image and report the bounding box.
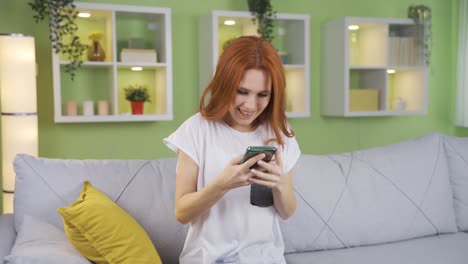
[57,181,162,264]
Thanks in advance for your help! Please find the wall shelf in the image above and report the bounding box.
[52,2,173,123]
[199,10,311,118]
[321,17,427,117]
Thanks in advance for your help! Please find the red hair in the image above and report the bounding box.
[199,36,294,146]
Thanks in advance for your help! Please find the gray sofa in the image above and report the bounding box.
[0,132,467,263]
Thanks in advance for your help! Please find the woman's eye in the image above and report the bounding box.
[237,90,248,95]
[258,93,269,98]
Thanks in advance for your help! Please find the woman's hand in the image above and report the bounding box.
[250,151,297,219]
[249,151,286,190]
[174,151,271,224]
[213,153,266,191]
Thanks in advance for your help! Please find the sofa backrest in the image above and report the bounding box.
[442,135,468,231]
[13,154,187,264]
[280,132,458,253]
[12,132,468,260]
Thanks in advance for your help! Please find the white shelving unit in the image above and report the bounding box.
[321,17,428,117]
[52,2,172,123]
[199,10,310,118]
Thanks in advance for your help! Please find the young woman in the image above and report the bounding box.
[164,36,301,264]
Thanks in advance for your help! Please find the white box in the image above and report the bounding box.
[120,48,157,63]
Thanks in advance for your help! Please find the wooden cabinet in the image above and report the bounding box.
[199,10,310,118]
[52,2,172,122]
[321,17,427,117]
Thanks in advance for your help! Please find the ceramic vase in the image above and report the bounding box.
[87,40,106,61]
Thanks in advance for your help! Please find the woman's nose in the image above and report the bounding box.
[244,95,257,109]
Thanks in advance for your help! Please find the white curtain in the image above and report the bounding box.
[456,0,468,126]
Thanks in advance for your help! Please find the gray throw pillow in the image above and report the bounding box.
[3,214,91,264]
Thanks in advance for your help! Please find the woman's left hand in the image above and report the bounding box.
[249,151,286,190]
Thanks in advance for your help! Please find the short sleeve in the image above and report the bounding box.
[163,113,203,166]
[281,134,301,173]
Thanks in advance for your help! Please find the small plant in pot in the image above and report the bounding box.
[124,84,151,115]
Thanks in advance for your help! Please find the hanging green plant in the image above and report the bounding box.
[407,4,432,66]
[28,0,85,80]
[247,0,276,43]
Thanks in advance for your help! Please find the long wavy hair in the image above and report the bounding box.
[199,36,294,146]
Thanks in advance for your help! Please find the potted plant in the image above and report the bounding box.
[28,0,84,80]
[407,5,432,65]
[247,0,276,43]
[124,84,151,115]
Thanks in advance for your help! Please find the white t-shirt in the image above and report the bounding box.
[164,113,301,264]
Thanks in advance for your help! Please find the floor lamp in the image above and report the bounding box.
[0,34,37,214]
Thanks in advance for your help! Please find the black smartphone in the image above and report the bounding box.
[239,146,277,208]
[239,146,276,167]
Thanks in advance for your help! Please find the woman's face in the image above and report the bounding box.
[225,69,271,132]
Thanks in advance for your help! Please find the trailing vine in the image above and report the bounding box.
[29,0,85,79]
[407,5,432,66]
[247,0,276,43]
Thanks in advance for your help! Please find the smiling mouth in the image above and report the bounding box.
[238,108,255,118]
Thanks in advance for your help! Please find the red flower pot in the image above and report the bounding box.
[130,101,144,115]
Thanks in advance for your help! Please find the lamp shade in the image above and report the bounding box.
[0,34,37,213]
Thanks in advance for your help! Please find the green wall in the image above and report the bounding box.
[0,0,461,212]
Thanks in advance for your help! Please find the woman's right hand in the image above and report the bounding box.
[174,151,266,224]
[213,153,266,191]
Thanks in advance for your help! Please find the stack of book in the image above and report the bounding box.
[388,36,422,66]
[120,48,157,63]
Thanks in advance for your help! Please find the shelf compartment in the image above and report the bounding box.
[73,8,113,62]
[274,19,306,65]
[388,68,425,112]
[348,69,386,112]
[217,16,258,56]
[59,64,114,116]
[217,15,306,66]
[284,66,307,115]
[117,65,167,116]
[347,21,387,67]
[388,24,424,67]
[115,11,167,63]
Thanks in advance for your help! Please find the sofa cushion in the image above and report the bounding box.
[284,232,468,264]
[13,154,187,264]
[280,133,457,253]
[0,214,15,260]
[57,181,161,264]
[443,135,468,231]
[3,214,91,264]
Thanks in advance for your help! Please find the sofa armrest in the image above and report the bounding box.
[0,214,16,259]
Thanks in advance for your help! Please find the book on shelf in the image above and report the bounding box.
[120,48,157,63]
[388,36,421,67]
[389,36,399,66]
